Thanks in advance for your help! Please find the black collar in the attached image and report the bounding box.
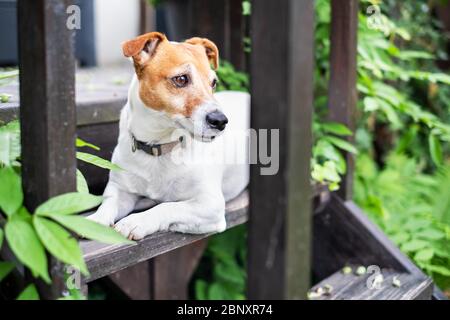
[131,134,184,156]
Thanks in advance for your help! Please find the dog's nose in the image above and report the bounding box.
[206,111,228,131]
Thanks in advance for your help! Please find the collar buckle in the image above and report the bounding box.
[151,145,162,156]
[131,135,138,152]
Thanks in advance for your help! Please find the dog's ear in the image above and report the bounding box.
[122,32,167,65]
[185,37,219,70]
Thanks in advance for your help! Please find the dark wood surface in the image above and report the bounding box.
[0,65,132,125]
[77,122,120,194]
[189,0,227,57]
[105,239,207,300]
[227,0,247,71]
[313,194,426,281]
[17,0,77,299]
[327,0,358,200]
[150,239,208,299]
[310,267,433,300]
[248,0,314,299]
[188,0,245,70]
[81,190,248,283]
[106,260,152,300]
[18,0,77,209]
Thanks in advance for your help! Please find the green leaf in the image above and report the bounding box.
[76,152,122,171]
[0,120,21,166]
[414,248,434,261]
[35,192,102,217]
[400,239,428,252]
[404,219,431,231]
[16,284,39,300]
[426,265,450,276]
[208,282,227,300]
[195,279,208,300]
[50,215,133,245]
[377,98,401,129]
[76,138,100,151]
[5,217,50,283]
[396,50,435,61]
[76,170,89,194]
[33,216,88,275]
[323,136,358,154]
[428,134,443,166]
[416,228,445,241]
[320,122,353,136]
[390,232,410,245]
[242,0,251,16]
[0,70,19,80]
[0,261,15,282]
[0,166,23,216]
[0,228,3,248]
[214,262,245,288]
[0,93,12,103]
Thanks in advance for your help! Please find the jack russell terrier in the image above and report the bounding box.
[88,32,250,240]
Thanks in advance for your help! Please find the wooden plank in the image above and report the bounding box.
[81,190,249,283]
[310,267,433,300]
[151,239,208,299]
[313,194,427,281]
[0,66,132,125]
[17,0,76,299]
[107,260,152,300]
[327,0,358,200]
[105,240,207,300]
[248,0,314,299]
[432,286,449,300]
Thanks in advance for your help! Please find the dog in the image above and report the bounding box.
[88,32,250,240]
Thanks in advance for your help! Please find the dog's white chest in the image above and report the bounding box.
[112,149,196,202]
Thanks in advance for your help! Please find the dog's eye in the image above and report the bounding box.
[172,75,190,88]
[211,79,218,90]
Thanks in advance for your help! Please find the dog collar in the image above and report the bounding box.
[131,134,184,156]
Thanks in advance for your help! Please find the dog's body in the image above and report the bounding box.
[88,32,249,239]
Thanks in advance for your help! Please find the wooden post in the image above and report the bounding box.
[227,0,246,71]
[150,239,207,299]
[189,0,228,58]
[327,0,358,200]
[18,0,76,299]
[139,0,156,34]
[248,0,314,299]
[189,0,245,69]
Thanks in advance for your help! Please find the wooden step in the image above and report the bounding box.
[309,266,433,300]
[313,194,444,300]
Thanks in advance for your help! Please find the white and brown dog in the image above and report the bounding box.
[88,32,249,240]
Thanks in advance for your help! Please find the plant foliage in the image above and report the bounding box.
[0,120,131,300]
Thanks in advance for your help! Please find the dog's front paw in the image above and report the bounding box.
[87,212,115,227]
[114,214,159,240]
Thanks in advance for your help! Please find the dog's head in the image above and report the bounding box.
[122,32,227,141]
